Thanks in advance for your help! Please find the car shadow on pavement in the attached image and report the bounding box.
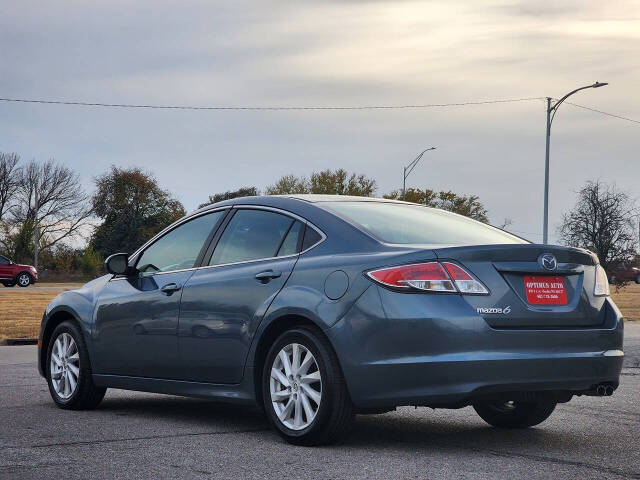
[345,410,576,453]
[94,394,574,452]
[97,394,269,429]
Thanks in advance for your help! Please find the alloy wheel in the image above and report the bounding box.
[18,273,30,286]
[270,343,322,430]
[50,332,80,399]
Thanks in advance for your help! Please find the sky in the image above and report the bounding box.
[1,0,639,244]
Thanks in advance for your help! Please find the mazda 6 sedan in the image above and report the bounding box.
[38,195,624,445]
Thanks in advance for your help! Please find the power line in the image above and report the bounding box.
[564,101,640,125]
[0,96,543,111]
[2,95,637,126]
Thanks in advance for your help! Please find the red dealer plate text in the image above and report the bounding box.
[523,275,568,305]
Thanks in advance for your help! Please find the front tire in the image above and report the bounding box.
[473,400,556,428]
[46,321,106,409]
[16,272,32,287]
[262,326,353,446]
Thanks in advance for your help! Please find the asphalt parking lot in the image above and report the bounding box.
[1,324,639,480]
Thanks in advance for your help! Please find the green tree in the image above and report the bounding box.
[384,188,489,223]
[52,245,76,274]
[310,169,376,196]
[90,166,185,257]
[3,217,36,263]
[266,169,376,196]
[198,186,259,209]
[265,175,309,195]
[77,246,103,277]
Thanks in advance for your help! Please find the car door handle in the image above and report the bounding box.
[255,270,282,283]
[160,282,182,295]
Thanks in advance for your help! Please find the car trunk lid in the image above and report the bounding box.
[432,244,605,328]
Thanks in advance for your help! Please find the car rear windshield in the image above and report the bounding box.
[320,201,527,245]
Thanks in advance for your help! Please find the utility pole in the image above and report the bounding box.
[403,147,437,200]
[542,82,607,244]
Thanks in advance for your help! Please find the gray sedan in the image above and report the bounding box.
[37,195,623,445]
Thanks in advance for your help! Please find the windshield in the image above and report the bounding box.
[320,201,527,246]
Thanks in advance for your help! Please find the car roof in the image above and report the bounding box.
[271,194,408,204]
[195,194,409,214]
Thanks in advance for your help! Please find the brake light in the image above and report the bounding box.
[366,262,488,294]
[594,264,610,296]
[442,262,489,294]
[367,262,456,292]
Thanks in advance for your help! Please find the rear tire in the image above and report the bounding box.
[636,274,640,284]
[473,400,556,428]
[262,326,353,446]
[46,321,106,410]
[2,281,15,287]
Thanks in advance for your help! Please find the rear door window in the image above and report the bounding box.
[209,210,299,265]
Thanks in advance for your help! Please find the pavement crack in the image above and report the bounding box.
[29,428,269,448]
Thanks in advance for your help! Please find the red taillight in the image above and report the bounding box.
[367,262,455,292]
[442,262,473,280]
[442,262,489,294]
[367,261,489,294]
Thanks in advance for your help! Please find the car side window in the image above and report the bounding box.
[301,226,322,251]
[136,210,225,275]
[0,255,9,265]
[277,221,304,257]
[209,210,297,266]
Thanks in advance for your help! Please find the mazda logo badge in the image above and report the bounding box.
[539,253,557,271]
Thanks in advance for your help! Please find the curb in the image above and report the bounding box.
[2,338,38,346]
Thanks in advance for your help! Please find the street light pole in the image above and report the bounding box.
[542,81,607,244]
[543,97,551,245]
[403,147,436,200]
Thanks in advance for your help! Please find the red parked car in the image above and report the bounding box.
[609,261,640,284]
[0,254,38,287]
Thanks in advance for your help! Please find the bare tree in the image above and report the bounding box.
[12,159,93,268]
[0,152,21,222]
[558,181,638,277]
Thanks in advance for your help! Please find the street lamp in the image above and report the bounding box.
[542,81,608,244]
[403,147,437,200]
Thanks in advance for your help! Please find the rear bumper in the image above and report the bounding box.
[329,286,624,408]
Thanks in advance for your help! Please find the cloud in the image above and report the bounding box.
[1,0,638,244]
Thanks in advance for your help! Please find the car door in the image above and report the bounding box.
[178,207,306,384]
[92,209,227,379]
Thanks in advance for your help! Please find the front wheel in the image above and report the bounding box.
[46,321,106,409]
[473,400,556,428]
[16,272,32,287]
[262,326,353,446]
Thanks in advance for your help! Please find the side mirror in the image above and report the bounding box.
[105,253,131,276]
